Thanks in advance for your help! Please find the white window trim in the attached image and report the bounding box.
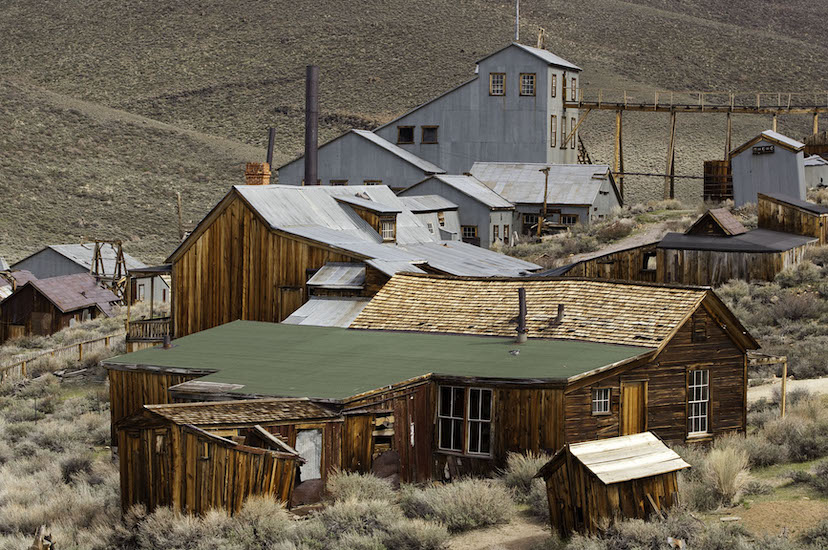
[688,370,710,436]
[592,388,611,415]
[380,220,395,241]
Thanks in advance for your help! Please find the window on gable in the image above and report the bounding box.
[520,73,536,96]
[489,73,505,96]
[592,388,611,415]
[438,386,492,455]
[691,316,707,342]
[550,115,557,148]
[397,126,414,144]
[551,74,557,98]
[688,370,710,435]
[421,126,439,144]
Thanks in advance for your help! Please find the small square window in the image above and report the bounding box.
[520,73,536,96]
[422,126,439,144]
[397,126,414,144]
[592,388,611,415]
[462,225,478,239]
[489,73,505,96]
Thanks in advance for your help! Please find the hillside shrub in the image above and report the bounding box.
[804,246,828,267]
[331,533,386,550]
[499,451,550,500]
[762,399,828,461]
[231,495,293,544]
[770,292,824,321]
[774,261,823,288]
[799,520,828,548]
[809,460,828,496]
[527,478,550,522]
[714,432,789,467]
[315,499,402,540]
[703,447,750,505]
[326,471,394,503]
[595,218,634,242]
[381,519,448,550]
[399,478,515,533]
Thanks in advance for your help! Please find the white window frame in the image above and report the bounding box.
[688,370,710,436]
[551,74,557,98]
[550,115,557,148]
[438,386,465,452]
[592,388,611,415]
[467,388,493,456]
[380,219,395,241]
[489,73,505,96]
[519,73,536,96]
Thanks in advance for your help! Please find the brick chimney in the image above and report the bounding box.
[245,162,271,185]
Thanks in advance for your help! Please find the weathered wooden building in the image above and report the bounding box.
[536,432,690,535]
[0,272,119,342]
[105,275,757,483]
[730,130,806,207]
[545,208,818,285]
[758,192,828,245]
[167,182,538,338]
[117,400,310,514]
[804,155,828,188]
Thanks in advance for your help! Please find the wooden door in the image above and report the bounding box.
[620,381,647,435]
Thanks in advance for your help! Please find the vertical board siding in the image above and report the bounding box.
[565,307,745,445]
[562,243,658,282]
[758,195,828,244]
[172,195,357,338]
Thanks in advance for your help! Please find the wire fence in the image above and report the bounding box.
[0,332,125,382]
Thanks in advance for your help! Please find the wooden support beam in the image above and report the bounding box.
[562,108,591,148]
[664,111,677,199]
[772,113,778,132]
[815,112,820,135]
[614,110,624,198]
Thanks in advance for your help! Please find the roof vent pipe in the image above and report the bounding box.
[304,65,319,186]
[556,304,565,323]
[516,287,527,344]
[162,334,172,349]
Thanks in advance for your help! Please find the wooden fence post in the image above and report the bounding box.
[78,343,84,362]
[780,360,787,418]
[105,336,110,349]
[21,361,27,377]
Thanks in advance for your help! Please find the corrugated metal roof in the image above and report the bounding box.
[470,163,612,205]
[282,297,371,327]
[365,259,427,277]
[334,194,401,214]
[760,193,828,215]
[568,432,690,485]
[404,241,539,277]
[48,243,146,273]
[805,155,828,167]
[352,130,445,173]
[398,195,459,213]
[477,43,581,71]
[430,175,514,209]
[307,263,366,289]
[731,130,806,156]
[658,229,817,253]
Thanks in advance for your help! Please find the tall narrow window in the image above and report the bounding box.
[571,78,578,101]
[489,73,505,96]
[437,212,446,227]
[380,219,396,241]
[438,386,465,452]
[570,117,577,149]
[592,388,611,415]
[560,117,567,149]
[551,74,557,97]
[688,370,710,435]
[520,73,536,96]
[550,115,557,148]
[397,126,414,144]
[503,225,510,245]
[467,388,492,455]
[421,126,439,144]
[492,224,500,243]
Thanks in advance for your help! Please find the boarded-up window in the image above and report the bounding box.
[688,370,710,435]
[296,429,323,480]
[691,316,707,342]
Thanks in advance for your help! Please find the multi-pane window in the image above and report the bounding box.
[427,222,434,233]
[380,219,396,241]
[421,126,439,144]
[503,225,510,245]
[489,73,505,96]
[561,214,578,225]
[462,225,478,239]
[363,180,382,186]
[330,179,348,186]
[550,115,557,147]
[467,388,492,455]
[438,386,465,452]
[560,117,567,149]
[592,388,611,415]
[551,74,557,97]
[688,370,710,435]
[520,73,536,96]
[523,214,538,233]
[397,126,414,144]
[492,224,499,243]
[570,117,577,149]
[438,386,492,455]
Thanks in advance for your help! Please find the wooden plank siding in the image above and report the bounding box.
[265,421,344,485]
[172,195,361,337]
[561,243,658,283]
[0,284,100,343]
[564,307,746,445]
[758,193,828,244]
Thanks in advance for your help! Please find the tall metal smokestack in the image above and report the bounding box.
[266,127,276,167]
[516,287,527,344]
[304,65,319,186]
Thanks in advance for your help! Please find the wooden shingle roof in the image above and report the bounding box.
[145,398,340,427]
[686,208,748,236]
[350,274,710,348]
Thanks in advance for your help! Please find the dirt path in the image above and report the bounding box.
[718,500,828,538]
[748,377,828,402]
[449,515,550,550]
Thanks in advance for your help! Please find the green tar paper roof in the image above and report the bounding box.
[105,321,652,400]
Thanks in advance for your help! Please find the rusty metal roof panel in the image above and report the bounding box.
[470,163,611,205]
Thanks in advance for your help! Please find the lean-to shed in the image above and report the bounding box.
[116,402,310,515]
[758,193,828,245]
[536,432,690,535]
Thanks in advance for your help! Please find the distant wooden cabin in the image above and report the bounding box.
[758,193,828,245]
[104,275,757,483]
[547,208,818,285]
[167,182,538,338]
[117,403,306,515]
[0,272,119,342]
[536,432,690,535]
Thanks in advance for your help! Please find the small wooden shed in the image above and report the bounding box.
[536,432,690,535]
[117,407,304,515]
[758,193,828,245]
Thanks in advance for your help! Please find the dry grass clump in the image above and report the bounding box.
[703,447,750,505]
[499,451,550,498]
[326,471,395,503]
[399,478,515,533]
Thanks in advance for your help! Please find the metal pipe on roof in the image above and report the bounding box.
[266,127,276,167]
[516,288,527,343]
[304,65,319,186]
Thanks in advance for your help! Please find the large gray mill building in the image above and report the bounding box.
[278,43,582,191]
